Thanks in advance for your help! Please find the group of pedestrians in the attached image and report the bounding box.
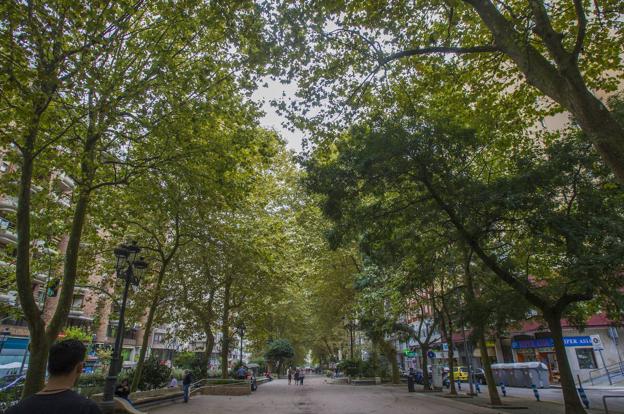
[287,367,305,386]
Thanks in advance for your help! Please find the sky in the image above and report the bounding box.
[252,77,304,153]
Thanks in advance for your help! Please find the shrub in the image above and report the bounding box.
[127,356,172,390]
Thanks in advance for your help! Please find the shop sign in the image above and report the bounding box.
[403,348,418,357]
[511,336,592,349]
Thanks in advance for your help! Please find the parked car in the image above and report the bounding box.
[474,368,487,385]
[449,366,468,382]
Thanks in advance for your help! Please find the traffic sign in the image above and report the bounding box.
[591,334,604,351]
[427,350,435,358]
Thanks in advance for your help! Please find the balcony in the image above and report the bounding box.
[57,173,75,192]
[0,291,17,306]
[0,196,17,213]
[0,218,17,245]
[33,272,47,284]
[34,240,58,255]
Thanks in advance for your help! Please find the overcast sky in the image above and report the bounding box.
[252,77,304,153]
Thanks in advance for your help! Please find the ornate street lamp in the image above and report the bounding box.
[342,317,356,360]
[100,241,148,414]
[237,323,246,365]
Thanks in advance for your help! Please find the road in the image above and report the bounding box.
[151,376,512,414]
[151,376,624,414]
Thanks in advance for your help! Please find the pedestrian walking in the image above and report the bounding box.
[294,369,300,386]
[183,370,192,403]
[287,367,292,385]
[299,370,305,386]
[5,339,102,414]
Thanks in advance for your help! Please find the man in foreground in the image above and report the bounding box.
[7,339,102,414]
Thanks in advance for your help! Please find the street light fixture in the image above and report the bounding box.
[342,317,356,360]
[101,241,148,414]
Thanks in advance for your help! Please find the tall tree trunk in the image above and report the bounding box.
[478,332,501,405]
[382,341,400,384]
[220,276,232,379]
[131,266,166,392]
[545,312,587,414]
[440,313,457,395]
[16,137,42,397]
[463,253,501,405]
[421,344,431,390]
[202,329,215,378]
[21,177,93,397]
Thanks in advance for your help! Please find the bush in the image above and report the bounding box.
[76,373,107,397]
[127,356,172,390]
[337,359,360,377]
[173,351,195,369]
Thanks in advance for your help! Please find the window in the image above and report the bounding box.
[71,295,83,311]
[153,333,165,344]
[107,323,117,338]
[576,348,597,369]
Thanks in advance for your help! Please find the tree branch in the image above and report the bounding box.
[571,0,587,60]
[381,45,500,65]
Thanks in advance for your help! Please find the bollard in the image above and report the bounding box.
[531,384,540,401]
[500,382,507,397]
[475,382,481,394]
[407,374,415,393]
[577,385,590,409]
[456,379,461,391]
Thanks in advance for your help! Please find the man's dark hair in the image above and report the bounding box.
[48,339,86,376]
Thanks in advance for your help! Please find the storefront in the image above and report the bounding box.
[511,335,599,382]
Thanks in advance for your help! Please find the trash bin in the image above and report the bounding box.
[491,362,549,388]
[407,374,415,392]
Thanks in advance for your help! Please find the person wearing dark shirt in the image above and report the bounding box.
[182,370,192,403]
[6,339,102,414]
[114,379,131,401]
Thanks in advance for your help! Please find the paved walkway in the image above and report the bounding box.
[150,375,624,414]
[151,376,501,414]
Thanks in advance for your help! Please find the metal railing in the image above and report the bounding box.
[589,362,624,385]
[603,395,624,414]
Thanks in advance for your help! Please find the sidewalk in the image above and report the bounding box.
[432,386,624,414]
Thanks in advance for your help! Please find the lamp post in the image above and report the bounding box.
[100,241,148,414]
[237,323,246,365]
[342,317,356,360]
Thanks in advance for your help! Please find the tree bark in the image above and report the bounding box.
[545,313,587,414]
[131,266,166,392]
[463,252,501,405]
[202,329,215,378]
[382,341,400,384]
[440,312,457,395]
[421,345,431,390]
[478,332,501,405]
[220,276,232,379]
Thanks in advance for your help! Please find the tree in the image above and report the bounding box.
[305,113,624,413]
[2,0,276,396]
[265,339,295,375]
[273,0,624,182]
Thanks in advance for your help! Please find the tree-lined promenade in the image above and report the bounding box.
[1,2,623,414]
